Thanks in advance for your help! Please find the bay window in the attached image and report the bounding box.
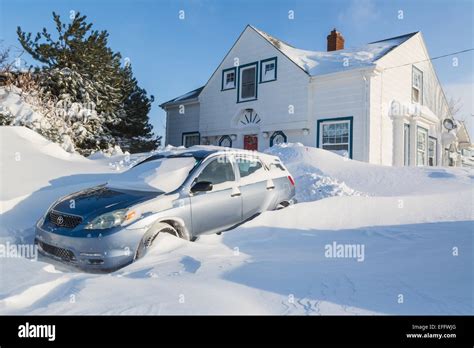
[428,137,437,166]
[404,124,410,166]
[416,127,428,166]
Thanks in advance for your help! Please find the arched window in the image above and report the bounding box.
[270,131,287,147]
[219,135,232,148]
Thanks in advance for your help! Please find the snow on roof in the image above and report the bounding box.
[251,26,418,76]
[160,27,418,104]
[159,86,204,108]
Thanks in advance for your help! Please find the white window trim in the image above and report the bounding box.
[428,137,437,166]
[416,127,428,166]
[412,66,423,105]
[222,69,236,90]
[319,120,351,155]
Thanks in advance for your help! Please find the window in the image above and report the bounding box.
[260,57,277,83]
[416,127,428,166]
[270,131,287,147]
[412,66,423,104]
[317,117,353,158]
[182,132,200,148]
[238,62,258,102]
[241,67,256,98]
[404,124,410,166]
[222,67,236,90]
[197,157,235,186]
[219,135,232,148]
[428,137,437,166]
[447,145,456,166]
[236,157,264,179]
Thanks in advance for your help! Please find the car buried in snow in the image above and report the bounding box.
[35,147,296,272]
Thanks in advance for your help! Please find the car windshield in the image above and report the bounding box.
[107,157,197,192]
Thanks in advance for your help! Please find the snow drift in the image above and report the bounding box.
[107,157,196,192]
[0,128,472,315]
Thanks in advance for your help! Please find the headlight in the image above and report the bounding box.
[85,209,138,230]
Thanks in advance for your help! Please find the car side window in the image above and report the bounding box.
[197,157,235,185]
[237,158,264,178]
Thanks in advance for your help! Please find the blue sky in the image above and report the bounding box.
[1,0,473,139]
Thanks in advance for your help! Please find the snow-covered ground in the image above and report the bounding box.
[0,126,472,315]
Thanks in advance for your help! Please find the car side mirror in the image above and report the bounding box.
[191,181,213,193]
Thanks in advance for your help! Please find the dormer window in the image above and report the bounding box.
[412,66,423,104]
[260,57,277,83]
[222,67,236,90]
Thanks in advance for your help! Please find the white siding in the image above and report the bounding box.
[373,33,449,165]
[199,26,310,151]
[163,29,452,166]
[309,70,368,161]
[165,102,200,146]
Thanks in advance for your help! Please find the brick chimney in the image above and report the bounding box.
[327,29,344,51]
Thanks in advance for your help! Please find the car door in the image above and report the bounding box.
[236,155,272,220]
[189,155,242,235]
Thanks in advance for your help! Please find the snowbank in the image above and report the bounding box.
[0,129,472,315]
[0,127,119,241]
[266,142,472,197]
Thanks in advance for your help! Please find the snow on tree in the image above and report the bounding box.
[13,11,160,155]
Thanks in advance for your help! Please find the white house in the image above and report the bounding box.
[160,25,469,166]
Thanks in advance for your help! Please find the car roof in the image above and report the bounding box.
[134,146,281,167]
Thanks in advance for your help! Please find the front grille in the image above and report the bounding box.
[38,240,76,262]
[49,210,82,229]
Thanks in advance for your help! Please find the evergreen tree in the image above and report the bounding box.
[16,11,159,154]
[112,65,160,152]
[17,12,126,116]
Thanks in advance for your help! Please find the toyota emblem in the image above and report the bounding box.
[57,215,64,225]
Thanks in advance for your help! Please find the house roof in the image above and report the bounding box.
[369,31,419,44]
[250,26,418,76]
[159,86,204,108]
[160,26,419,108]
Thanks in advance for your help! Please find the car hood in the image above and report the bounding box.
[52,185,162,220]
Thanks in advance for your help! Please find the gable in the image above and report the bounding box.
[198,26,311,133]
[200,25,309,99]
[376,32,452,120]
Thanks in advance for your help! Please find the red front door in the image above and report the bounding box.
[244,135,258,151]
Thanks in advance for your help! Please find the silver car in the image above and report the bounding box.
[35,147,295,271]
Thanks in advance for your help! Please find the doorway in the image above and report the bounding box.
[244,134,258,151]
